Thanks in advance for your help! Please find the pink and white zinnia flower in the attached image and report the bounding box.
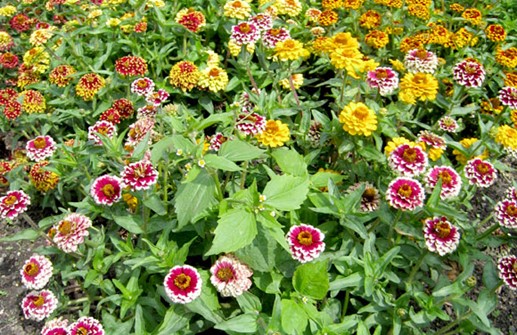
[52,213,92,253]
[464,158,497,188]
[423,217,461,256]
[131,77,155,96]
[425,166,462,200]
[235,112,266,136]
[90,175,122,206]
[210,254,253,297]
[497,255,517,290]
[41,317,69,335]
[494,199,517,229]
[386,177,425,211]
[388,144,428,177]
[0,190,30,219]
[404,49,439,74]
[498,86,517,109]
[164,265,202,304]
[230,22,260,46]
[287,224,325,263]
[21,289,58,321]
[453,58,485,88]
[20,254,53,290]
[68,316,105,335]
[26,135,57,162]
[87,120,117,146]
[366,67,399,96]
[121,160,158,191]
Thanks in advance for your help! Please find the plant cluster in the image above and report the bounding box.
[0,0,516,334]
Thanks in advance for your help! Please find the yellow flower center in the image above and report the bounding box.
[33,137,47,149]
[402,147,417,163]
[3,194,17,206]
[97,125,109,135]
[513,262,517,273]
[133,165,146,177]
[58,220,73,235]
[415,49,428,59]
[464,63,478,75]
[397,184,413,197]
[352,107,369,120]
[283,40,295,48]
[413,73,427,84]
[238,23,251,34]
[233,1,242,8]
[76,327,88,335]
[297,231,313,246]
[375,69,388,79]
[24,262,39,276]
[434,221,451,238]
[137,80,148,88]
[475,162,489,175]
[363,187,377,201]
[506,204,517,217]
[31,295,45,307]
[216,267,234,282]
[174,273,191,289]
[269,29,280,36]
[102,184,115,197]
[209,68,220,77]
[438,170,452,185]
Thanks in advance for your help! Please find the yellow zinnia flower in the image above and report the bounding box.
[398,72,438,105]
[274,39,310,62]
[256,120,290,147]
[339,102,377,136]
[0,5,16,17]
[452,138,489,165]
[223,0,252,19]
[495,125,517,150]
[279,74,304,90]
[198,66,229,92]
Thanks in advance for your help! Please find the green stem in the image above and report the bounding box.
[434,311,472,335]
[240,161,249,190]
[341,290,350,321]
[388,210,402,245]
[407,251,427,285]
[212,169,224,201]
[476,221,499,241]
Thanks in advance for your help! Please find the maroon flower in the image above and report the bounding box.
[262,28,290,48]
[121,160,158,191]
[498,86,517,109]
[114,55,147,77]
[231,22,260,46]
[131,77,155,96]
[87,120,117,146]
[235,112,266,135]
[366,67,399,96]
[453,58,485,88]
[90,175,122,206]
[164,265,202,304]
[497,255,517,290]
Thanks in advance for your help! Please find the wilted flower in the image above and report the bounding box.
[497,256,517,290]
[164,265,202,304]
[464,158,497,188]
[347,182,381,212]
[75,73,105,101]
[386,177,425,211]
[287,224,325,263]
[68,316,105,335]
[175,8,205,33]
[366,67,399,96]
[169,61,200,92]
[53,213,92,253]
[115,55,147,76]
[236,112,266,135]
[388,144,428,177]
[423,217,461,256]
[339,102,377,136]
[131,77,155,96]
[26,135,57,162]
[87,120,117,146]
[20,254,53,290]
[0,190,30,219]
[90,175,122,206]
[21,290,58,321]
[425,166,462,200]
[256,120,290,147]
[404,49,439,74]
[498,86,517,109]
[210,254,253,297]
[494,199,517,229]
[453,58,485,88]
[125,117,155,149]
[121,160,158,191]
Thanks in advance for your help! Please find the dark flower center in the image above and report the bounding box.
[415,49,428,60]
[24,262,39,276]
[174,273,192,289]
[216,267,234,282]
[209,68,220,77]
[363,188,377,201]
[434,221,451,238]
[76,327,88,335]
[297,231,313,246]
[33,137,47,149]
[375,69,388,79]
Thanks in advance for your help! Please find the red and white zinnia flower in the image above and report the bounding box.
[21,289,58,321]
[20,254,53,290]
[0,190,30,219]
[121,160,158,191]
[26,135,57,162]
[68,316,105,335]
[287,224,325,263]
[425,166,462,200]
[366,67,399,96]
[423,217,461,256]
[164,265,202,304]
[210,254,253,297]
[464,158,497,188]
[386,177,425,211]
[52,213,92,253]
[494,199,517,229]
[388,144,428,177]
[87,120,117,146]
[498,255,517,290]
[90,175,122,206]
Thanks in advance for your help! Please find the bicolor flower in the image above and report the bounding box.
[287,224,325,263]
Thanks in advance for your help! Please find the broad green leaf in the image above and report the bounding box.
[215,314,258,333]
[293,260,329,300]
[154,307,190,335]
[272,148,307,177]
[205,208,257,256]
[219,139,265,161]
[0,229,39,242]
[329,273,363,291]
[114,215,144,234]
[174,170,217,229]
[236,223,277,272]
[143,194,167,215]
[263,175,309,211]
[151,136,174,164]
[310,171,346,189]
[281,299,308,334]
[237,292,262,313]
[204,154,242,171]
[101,311,133,335]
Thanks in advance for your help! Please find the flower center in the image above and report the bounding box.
[133,165,146,177]
[216,267,234,282]
[209,68,220,77]
[269,28,280,36]
[233,1,242,7]
[438,170,452,185]
[397,184,413,197]
[102,184,115,197]
[297,231,313,246]
[24,262,39,276]
[375,69,388,79]
[3,194,17,206]
[474,162,490,175]
[97,125,109,135]
[31,295,45,307]
[363,188,377,201]
[58,220,73,235]
[434,221,451,239]
[283,40,295,48]
[413,73,426,84]
[464,63,478,75]
[137,80,148,88]
[76,327,88,335]
[174,273,191,290]
[33,137,47,149]
[352,107,369,120]
[415,49,428,60]
[402,147,417,163]
[513,262,517,273]
[238,23,251,34]
[506,204,517,217]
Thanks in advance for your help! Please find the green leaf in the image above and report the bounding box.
[101,311,133,335]
[293,260,330,300]
[143,194,167,215]
[236,292,262,313]
[329,273,363,291]
[310,171,346,189]
[215,314,258,333]
[205,208,257,256]
[114,215,144,234]
[204,154,242,171]
[271,148,307,177]
[0,229,39,242]
[263,175,309,211]
[154,307,190,335]
[174,170,218,229]
[281,299,308,334]
[151,136,174,164]
[219,139,265,161]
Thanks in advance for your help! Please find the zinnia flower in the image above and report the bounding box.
[236,112,266,135]
[339,102,377,136]
[0,190,30,219]
[230,22,260,46]
[121,160,158,191]
[99,108,121,124]
[20,254,53,290]
[90,175,122,206]
[398,72,439,104]
[262,28,290,49]
[494,199,517,229]
[52,213,92,253]
[210,254,253,297]
[115,55,147,76]
[68,316,105,335]
[3,100,22,119]
[464,158,497,188]
[112,98,134,119]
[462,8,482,26]
[125,117,155,149]
[29,162,59,193]
[169,61,200,92]
[131,77,155,96]
[164,265,202,304]
[485,24,506,42]
[453,58,485,88]
[388,144,428,177]
[145,89,169,106]
[249,13,273,31]
[438,116,459,133]
[0,52,19,69]
[41,317,69,335]
[386,177,425,211]
[274,39,310,62]
[425,166,462,200]
[87,120,117,146]
[0,31,14,51]
[10,13,32,33]
[223,0,251,19]
[26,135,57,162]
[404,49,439,74]
[49,65,76,87]
[494,125,517,150]
[347,182,380,212]
[497,256,517,290]
[366,67,399,96]
[423,217,461,256]
[498,86,517,109]
[175,8,205,33]
[76,73,105,101]
[359,10,381,29]
[256,119,290,147]
[209,133,227,151]
[21,290,58,321]
[198,66,229,92]
[20,90,46,113]
[287,224,325,263]
[495,47,517,68]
